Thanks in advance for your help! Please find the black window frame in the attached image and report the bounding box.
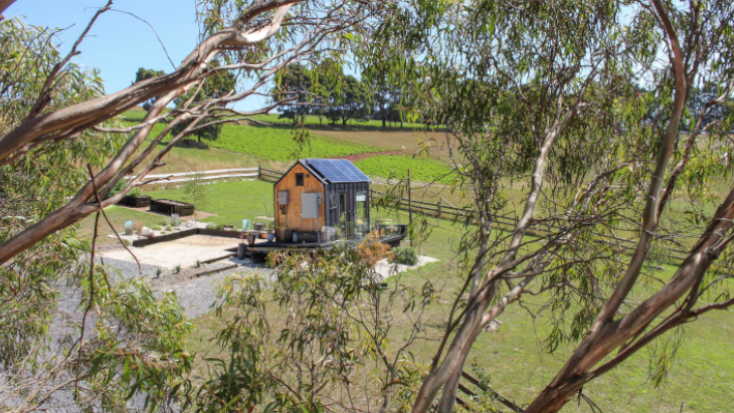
[295,173,304,186]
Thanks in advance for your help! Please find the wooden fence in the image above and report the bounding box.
[368,188,692,262]
[127,166,692,263]
[123,167,259,185]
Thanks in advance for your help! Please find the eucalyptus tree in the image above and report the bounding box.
[171,59,237,143]
[364,0,734,411]
[0,0,383,263]
[0,0,387,410]
[134,67,166,110]
[325,74,375,125]
[274,63,317,125]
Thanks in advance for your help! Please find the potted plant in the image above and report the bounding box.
[266,222,276,242]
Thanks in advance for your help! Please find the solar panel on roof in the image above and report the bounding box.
[304,159,371,183]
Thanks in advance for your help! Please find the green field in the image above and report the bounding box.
[173,180,734,413]
[146,180,275,228]
[120,110,387,165]
[104,108,733,413]
[80,178,734,412]
[208,124,379,161]
[355,154,456,184]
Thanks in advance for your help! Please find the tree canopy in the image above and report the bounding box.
[274,61,377,126]
[2,0,734,412]
[134,67,166,110]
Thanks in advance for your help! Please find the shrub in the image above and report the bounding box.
[105,180,127,200]
[391,246,418,266]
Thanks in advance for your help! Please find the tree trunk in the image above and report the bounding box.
[382,118,385,127]
[524,378,588,413]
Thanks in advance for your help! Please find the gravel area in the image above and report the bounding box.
[374,255,440,281]
[153,261,273,318]
[99,235,241,269]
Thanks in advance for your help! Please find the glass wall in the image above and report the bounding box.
[354,192,369,237]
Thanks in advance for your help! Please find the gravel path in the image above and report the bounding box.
[374,255,440,281]
[99,235,240,270]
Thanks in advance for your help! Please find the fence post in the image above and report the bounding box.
[408,169,413,247]
[258,165,261,181]
[437,199,441,219]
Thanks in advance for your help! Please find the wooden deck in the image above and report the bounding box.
[247,233,405,254]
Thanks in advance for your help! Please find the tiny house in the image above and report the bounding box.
[273,159,372,242]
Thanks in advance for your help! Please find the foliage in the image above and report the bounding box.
[183,172,208,222]
[273,63,319,125]
[362,0,734,411]
[0,16,196,412]
[195,231,434,412]
[275,61,376,127]
[324,74,375,126]
[391,245,419,266]
[171,59,236,143]
[134,67,166,110]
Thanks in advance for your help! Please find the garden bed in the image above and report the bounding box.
[119,194,151,208]
[132,228,197,247]
[150,199,194,216]
[197,228,248,239]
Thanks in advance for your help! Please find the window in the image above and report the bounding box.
[295,173,304,186]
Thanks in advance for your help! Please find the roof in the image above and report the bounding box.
[301,158,371,184]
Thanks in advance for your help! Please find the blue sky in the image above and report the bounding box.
[7,0,269,110]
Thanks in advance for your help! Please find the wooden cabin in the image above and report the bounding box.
[273,159,372,242]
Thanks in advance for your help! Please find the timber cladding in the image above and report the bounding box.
[274,163,325,240]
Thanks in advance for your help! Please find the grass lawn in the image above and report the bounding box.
[76,205,171,245]
[169,180,734,413]
[145,180,275,229]
[356,154,456,184]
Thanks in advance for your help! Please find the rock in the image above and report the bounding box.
[483,318,503,332]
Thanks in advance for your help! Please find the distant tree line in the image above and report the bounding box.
[134,61,236,144]
[273,61,406,127]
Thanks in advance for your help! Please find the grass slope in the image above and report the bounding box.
[356,155,456,184]
[208,125,379,161]
[188,194,733,412]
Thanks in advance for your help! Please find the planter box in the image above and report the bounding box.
[150,199,194,216]
[119,195,151,208]
[197,228,248,239]
[131,228,197,247]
